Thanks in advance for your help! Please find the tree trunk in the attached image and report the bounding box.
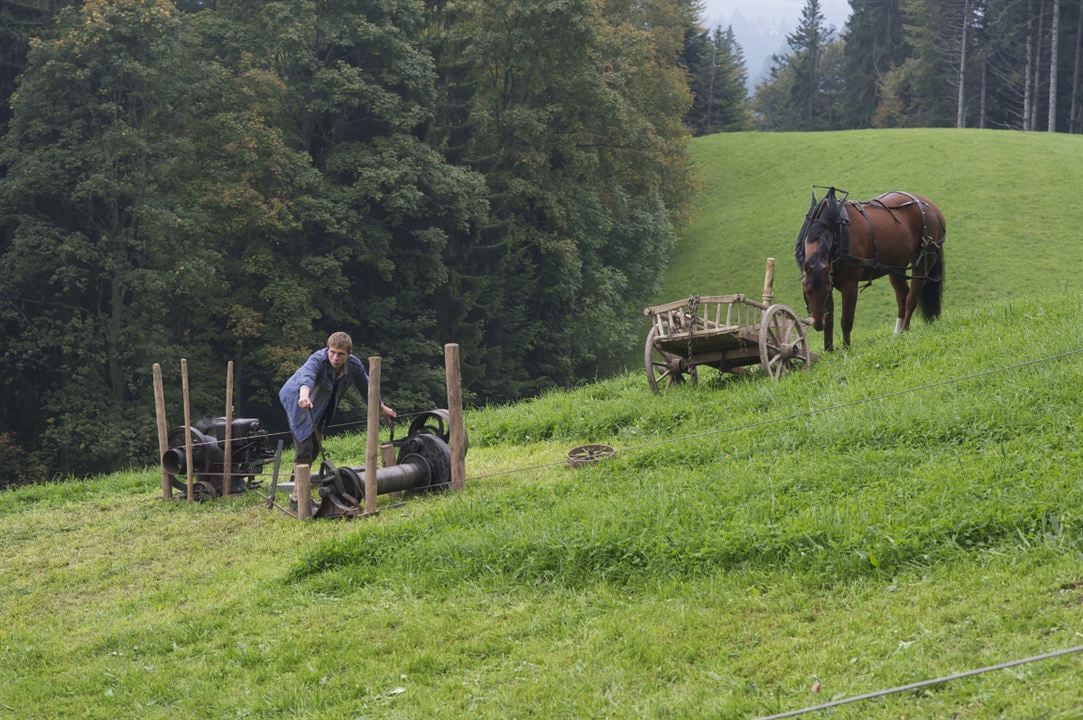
[1024,0,1033,130]
[1071,0,1082,131]
[1049,0,1060,131]
[980,57,988,128]
[1032,0,1046,130]
[957,0,969,128]
[706,38,717,133]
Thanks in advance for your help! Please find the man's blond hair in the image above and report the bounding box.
[326,331,353,353]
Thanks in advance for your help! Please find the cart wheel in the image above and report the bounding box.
[566,444,616,468]
[758,304,811,379]
[645,325,697,394]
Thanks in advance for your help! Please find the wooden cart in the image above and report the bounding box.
[642,258,812,393]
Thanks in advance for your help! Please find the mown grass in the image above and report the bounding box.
[2,287,1082,719]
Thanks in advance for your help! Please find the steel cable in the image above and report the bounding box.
[168,349,1082,486]
[754,644,1083,719]
[161,408,437,450]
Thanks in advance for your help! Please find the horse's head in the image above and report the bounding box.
[794,188,843,331]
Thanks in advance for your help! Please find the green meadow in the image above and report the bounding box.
[3,129,1083,719]
[658,128,1083,347]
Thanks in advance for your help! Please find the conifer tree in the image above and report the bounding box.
[842,0,906,129]
[752,0,842,130]
[688,24,750,135]
[787,0,832,129]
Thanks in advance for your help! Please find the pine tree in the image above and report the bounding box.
[787,0,832,129]
[877,0,968,127]
[688,24,750,134]
[842,0,906,129]
[752,0,843,131]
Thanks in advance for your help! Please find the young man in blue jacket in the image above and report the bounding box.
[279,331,396,465]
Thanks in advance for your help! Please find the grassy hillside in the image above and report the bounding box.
[3,286,1082,718]
[654,129,1083,353]
[4,129,1083,719]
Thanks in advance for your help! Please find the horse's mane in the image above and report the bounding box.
[794,188,843,269]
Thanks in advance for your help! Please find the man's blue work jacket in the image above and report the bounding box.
[278,349,373,443]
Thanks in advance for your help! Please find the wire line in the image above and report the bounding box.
[754,644,1083,719]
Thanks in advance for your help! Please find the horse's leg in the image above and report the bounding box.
[889,274,909,334]
[903,275,926,330]
[823,293,835,351]
[839,282,858,347]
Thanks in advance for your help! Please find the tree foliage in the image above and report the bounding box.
[421,0,694,399]
[841,0,905,128]
[0,0,695,481]
[754,0,1083,133]
[1,0,215,475]
[686,24,751,135]
[752,0,841,131]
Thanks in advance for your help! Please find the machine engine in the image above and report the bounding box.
[162,417,275,499]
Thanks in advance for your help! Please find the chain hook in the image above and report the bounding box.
[686,295,700,369]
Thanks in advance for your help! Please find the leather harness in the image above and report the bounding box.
[831,191,941,283]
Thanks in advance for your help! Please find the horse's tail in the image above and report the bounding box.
[918,237,945,322]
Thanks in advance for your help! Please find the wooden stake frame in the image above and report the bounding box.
[181,359,195,502]
[223,360,234,497]
[444,343,467,491]
[152,345,470,513]
[364,357,381,516]
[152,363,171,500]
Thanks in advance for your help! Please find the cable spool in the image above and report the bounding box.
[406,409,467,456]
[310,420,456,517]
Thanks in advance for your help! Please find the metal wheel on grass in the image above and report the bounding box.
[566,444,616,468]
[193,480,218,501]
[644,325,697,394]
[758,304,811,379]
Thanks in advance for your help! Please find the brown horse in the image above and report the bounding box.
[794,187,946,350]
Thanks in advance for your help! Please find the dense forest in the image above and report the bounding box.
[1,0,1080,484]
[0,0,698,483]
[752,0,1083,132]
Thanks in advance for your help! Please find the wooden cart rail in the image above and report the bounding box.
[641,259,814,393]
[644,293,769,342]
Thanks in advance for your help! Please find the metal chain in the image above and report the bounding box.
[686,295,700,366]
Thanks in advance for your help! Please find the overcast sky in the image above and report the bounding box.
[700,1,853,90]
[701,0,851,29]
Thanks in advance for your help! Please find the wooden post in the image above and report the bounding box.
[364,356,381,516]
[444,343,466,491]
[381,441,400,500]
[295,463,312,520]
[762,257,776,306]
[223,360,234,498]
[181,358,194,503]
[152,363,171,500]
